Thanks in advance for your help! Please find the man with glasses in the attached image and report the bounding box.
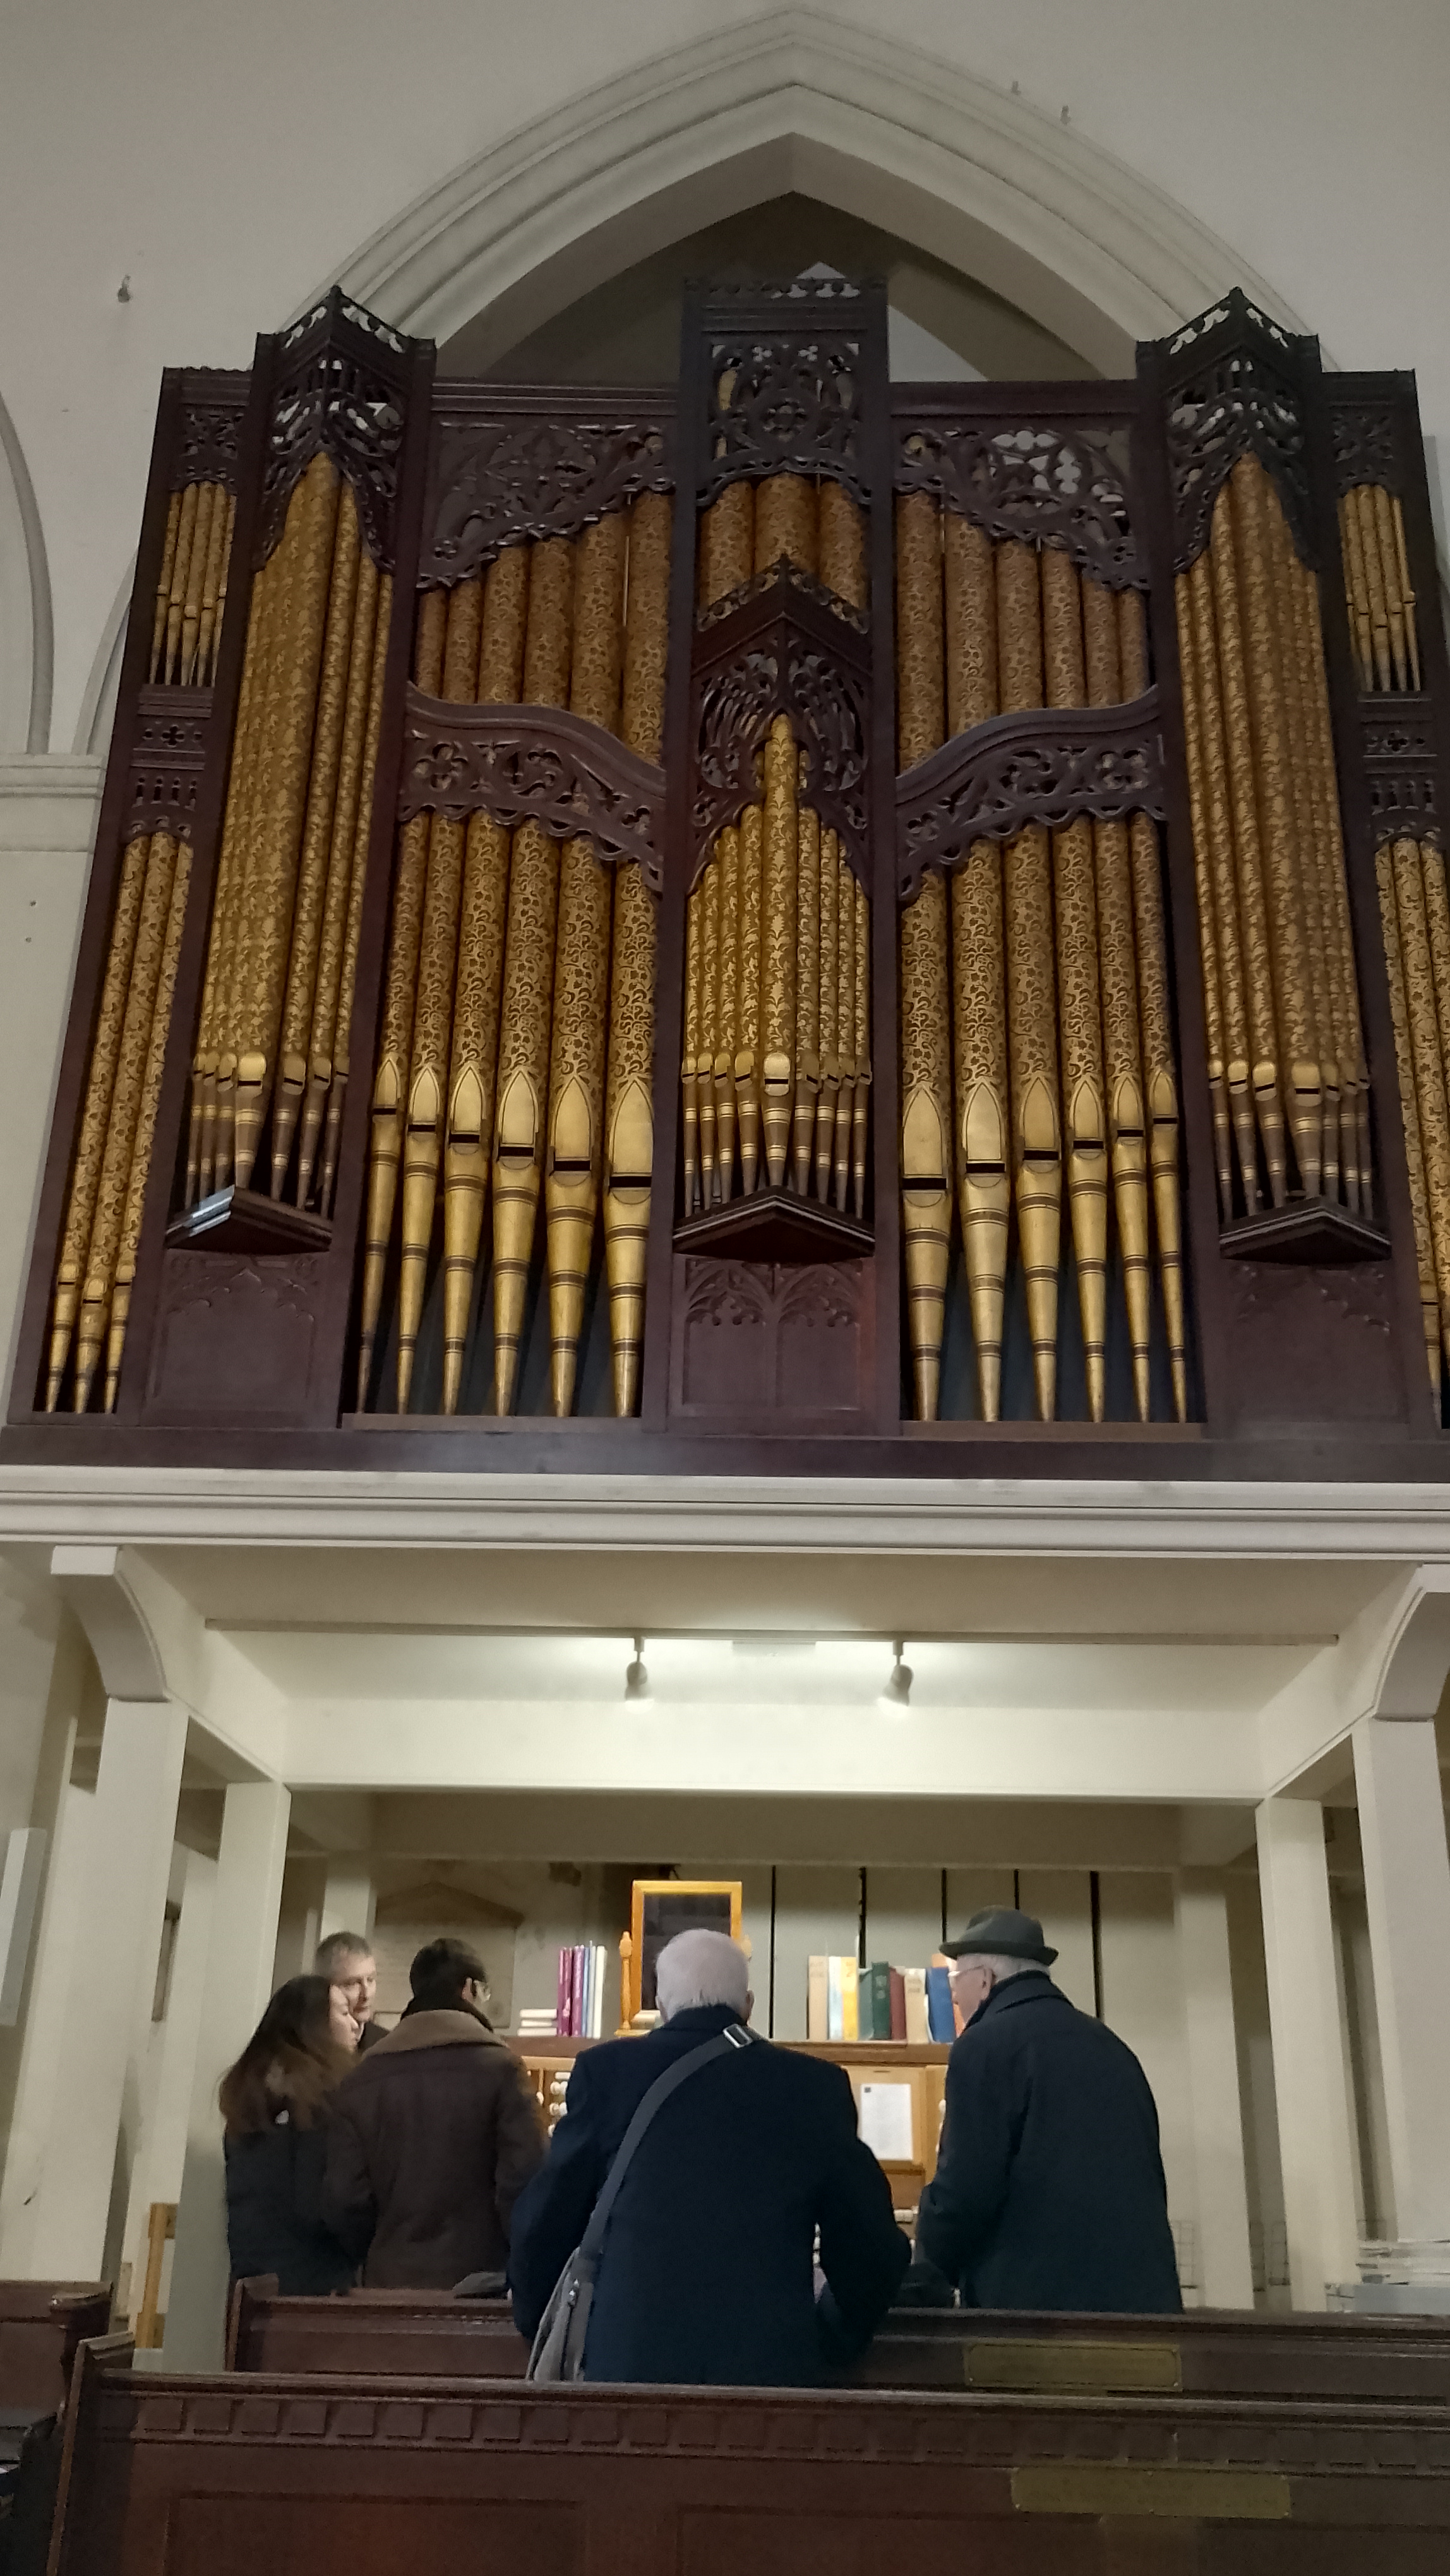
[914,1907,1182,2314]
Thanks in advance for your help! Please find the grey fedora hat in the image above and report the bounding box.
[941,1905,1057,1966]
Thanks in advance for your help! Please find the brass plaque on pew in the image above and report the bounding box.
[966,2338,1182,2393]
[1012,2463,1291,2520]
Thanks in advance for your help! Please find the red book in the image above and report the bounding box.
[889,1967,906,2042]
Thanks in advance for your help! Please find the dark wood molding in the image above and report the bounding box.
[894,691,1165,902]
[397,690,665,887]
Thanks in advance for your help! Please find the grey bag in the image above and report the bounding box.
[526,2021,753,2382]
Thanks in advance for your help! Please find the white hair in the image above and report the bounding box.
[654,1928,750,2020]
[962,1953,1035,1984]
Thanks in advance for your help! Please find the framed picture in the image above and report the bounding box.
[623,1881,743,2022]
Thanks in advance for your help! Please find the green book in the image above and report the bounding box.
[866,1961,894,2041]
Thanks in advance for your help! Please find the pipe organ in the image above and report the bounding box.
[14,287,1450,1479]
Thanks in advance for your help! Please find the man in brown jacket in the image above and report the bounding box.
[324,1936,544,2287]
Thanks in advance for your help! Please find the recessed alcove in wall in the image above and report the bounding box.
[440,193,1092,386]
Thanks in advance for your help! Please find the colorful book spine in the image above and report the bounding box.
[570,1945,585,2037]
[888,1965,906,2041]
[904,1966,928,2042]
[840,1956,859,2041]
[556,1947,572,2037]
[866,1962,893,2040]
[806,1955,828,2041]
[827,1955,843,2041]
[926,1964,955,2042]
[591,1943,607,2037]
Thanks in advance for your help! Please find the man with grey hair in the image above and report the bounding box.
[915,1906,1180,2313]
[509,1927,909,2382]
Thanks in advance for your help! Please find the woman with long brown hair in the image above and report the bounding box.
[221,1974,358,2293]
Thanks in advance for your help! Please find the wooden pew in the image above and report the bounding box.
[0,2286,110,2415]
[50,2336,1450,2575]
[227,2277,1450,2407]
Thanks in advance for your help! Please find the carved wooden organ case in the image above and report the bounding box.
[12,283,1450,1476]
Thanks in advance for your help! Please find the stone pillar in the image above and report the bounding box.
[163,1780,290,2370]
[118,1844,215,2327]
[320,1857,375,1945]
[1352,1715,1450,2246]
[1255,1796,1360,2308]
[1175,1869,1255,2307]
[9,1698,187,2277]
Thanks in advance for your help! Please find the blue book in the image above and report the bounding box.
[925,1964,955,2043]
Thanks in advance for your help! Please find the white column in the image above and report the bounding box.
[1352,1715,1450,2246]
[1255,1796,1360,2308]
[320,1856,374,1945]
[163,1780,290,2371]
[11,1698,187,2278]
[119,1845,215,2323]
[1175,1869,1255,2308]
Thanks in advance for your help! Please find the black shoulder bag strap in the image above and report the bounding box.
[579,2020,753,2258]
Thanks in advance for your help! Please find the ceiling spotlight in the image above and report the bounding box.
[625,1635,650,1701]
[882,1641,913,1707]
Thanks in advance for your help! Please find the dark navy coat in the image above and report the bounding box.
[224,2114,355,2296]
[508,2004,910,2384]
[915,1973,1182,2314]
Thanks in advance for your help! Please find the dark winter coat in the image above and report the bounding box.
[323,2009,545,2287]
[508,2003,911,2385]
[915,1972,1182,2314]
[224,2111,355,2295]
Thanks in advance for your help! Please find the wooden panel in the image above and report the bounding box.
[669,1257,873,1421]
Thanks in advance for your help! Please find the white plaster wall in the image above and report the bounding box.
[0,0,1447,749]
[1097,1873,1199,2295]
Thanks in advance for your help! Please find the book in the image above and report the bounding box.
[926,1964,955,2042]
[840,1955,859,2041]
[827,1955,843,2042]
[556,1948,572,2037]
[866,1962,892,2041]
[903,1966,928,2043]
[888,1966,906,2042]
[806,1954,828,2041]
[581,1943,594,2041]
[570,1945,585,2037]
[592,1943,607,2037]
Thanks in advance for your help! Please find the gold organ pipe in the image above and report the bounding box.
[207,542,284,1198]
[440,543,529,1416]
[1339,492,1372,691]
[818,483,867,609]
[896,490,951,1421]
[232,451,341,1192]
[852,874,870,1221]
[698,484,753,606]
[735,803,764,1195]
[755,475,817,578]
[1119,587,1187,1422]
[492,536,575,1416]
[815,821,839,1202]
[271,482,362,1198]
[178,483,215,689]
[793,786,820,1193]
[104,844,191,1411]
[546,507,626,1415]
[321,568,391,1219]
[698,846,720,1207]
[1267,502,1338,1204]
[190,552,262,1202]
[1391,837,1450,1371]
[1207,479,1288,1205]
[211,497,236,687]
[605,488,671,1414]
[356,585,441,1409]
[1085,572,1152,1423]
[47,835,150,1407]
[834,851,856,1213]
[1377,846,1441,1395]
[683,883,702,1216]
[1182,555,1254,1208]
[296,545,380,1207]
[998,536,1060,1421]
[150,495,180,683]
[944,510,1009,1420]
[1356,486,1393,692]
[1371,484,1408,692]
[716,823,741,1203]
[164,483,198,684]
[72,833,180,1410]
[395,578,484,1409]
[760,714,800,1187]
[1231,456,1320,1200]
[1043,547,1108,1421]
[1393,495,1421,690]
[196,486,230,689]
[1293,553,1370,1213]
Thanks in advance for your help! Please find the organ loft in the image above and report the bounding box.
[18,280,1450,1462]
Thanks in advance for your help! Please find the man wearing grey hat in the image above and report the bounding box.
[914,1907,1181,2314]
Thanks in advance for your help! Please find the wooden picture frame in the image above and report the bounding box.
[618,1880,743,2027]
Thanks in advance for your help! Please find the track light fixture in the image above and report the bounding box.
[882,1641,913,1707]
[625,1635,650,1701]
